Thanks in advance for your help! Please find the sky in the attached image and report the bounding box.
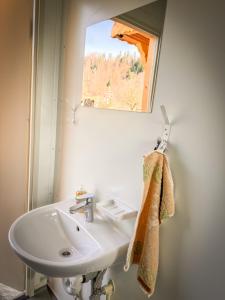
[84,20,140,57]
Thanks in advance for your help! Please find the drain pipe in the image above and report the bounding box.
[62,272,98,299]
[62,276,83,299]
[89,270,106,300]
[62,270,115,300]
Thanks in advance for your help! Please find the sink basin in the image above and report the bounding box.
[9,200,130,277]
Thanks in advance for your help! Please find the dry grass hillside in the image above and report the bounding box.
[82,53,145,111]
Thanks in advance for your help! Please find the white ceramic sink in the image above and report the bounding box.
[9,200,130,277]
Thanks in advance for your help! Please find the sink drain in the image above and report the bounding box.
[59,248,73,257]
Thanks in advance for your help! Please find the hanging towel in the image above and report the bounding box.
[124,150,175,297]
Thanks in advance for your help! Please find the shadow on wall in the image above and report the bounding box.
[155,144,191,300]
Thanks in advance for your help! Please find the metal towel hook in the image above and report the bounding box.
[155,105,171,153]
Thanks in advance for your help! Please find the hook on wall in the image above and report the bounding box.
[160,104,170,125]
[62,98,81,124]
[72,103,81,124]
[155,105,171,153]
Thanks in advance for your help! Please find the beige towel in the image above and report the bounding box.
[124,151,175,297]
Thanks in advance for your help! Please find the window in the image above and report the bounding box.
[81,9,162,112]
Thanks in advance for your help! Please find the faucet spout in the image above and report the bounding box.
[69,203,86,213]
[69,195,95,223]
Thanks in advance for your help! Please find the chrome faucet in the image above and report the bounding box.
[69,194,95,223]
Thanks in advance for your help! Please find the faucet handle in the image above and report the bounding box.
[76,193,95,203]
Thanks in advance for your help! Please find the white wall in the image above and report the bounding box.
[52,0,225,299]
[0,0,33,291]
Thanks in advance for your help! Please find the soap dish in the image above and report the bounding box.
[98,199,137,221]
